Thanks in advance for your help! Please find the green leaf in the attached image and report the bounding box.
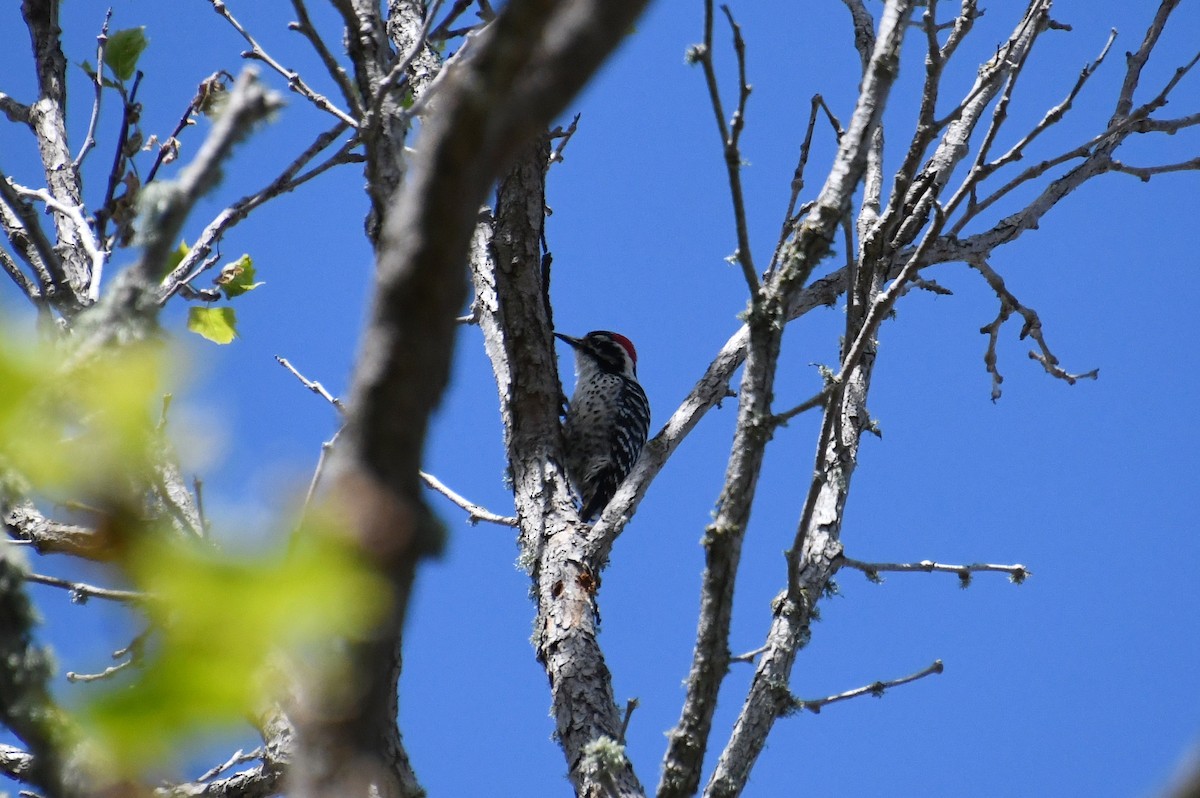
[0,337,164,493]
[81,526,390,774]
[214,254,264,299]
[187,306,238,344]
[106,27,149,82]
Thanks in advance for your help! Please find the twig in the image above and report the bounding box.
[729,644,768,664]
[839,555,1029,586]
[94,71,143,248]
[208,0,357,127]
[66,658,135,683]
[430,0,479,42]
[24,572,145,604]
[0,744,32,780]
[694,0,758,293]
[157,119,356,302]
[197,747,265,782]
[945,27,1117,225]
[548,113,581,164]
[133,69,285,292]
[618,698,639,744]
[193,476,210,535]
[772,383,834,427]
[289,0,363,116]
[791,660,944,715]
[299,429,342,526]
[74,9,113,169]
[68,627,151,684]
[767,95,841,276]
[146,71,235,186]
[971,257,1097,400]
[1109,156,1200,181]
[3,502,109,561]
[419,471,518,527]
[275,355,345,411]
[273,355,345,523]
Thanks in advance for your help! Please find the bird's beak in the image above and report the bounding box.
[554,332,582,348]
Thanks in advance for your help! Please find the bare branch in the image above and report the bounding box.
[694,0,758,292]
[275,355,346,411]
[23,571,145,604]
[661,6,916,797]
[419,471,518,527]
[289,0,365,116]
[766,95,841,275]
[1109,155,1200,181]
[548,112,581,164]
[792,660,945,714]
[73,9,114,169]
[840,556,1030,585]
[158,119,353,303]
[971,257,1097,400]
[304,1,654,793]
[208,0,358,126]
[146,72,234,186]
[945,26,1118,225]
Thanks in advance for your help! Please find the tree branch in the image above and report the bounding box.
[791,659,944,714]
[840,556,1030,585]
[302,1,653,796]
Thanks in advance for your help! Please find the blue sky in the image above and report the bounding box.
[3,1,1199,796]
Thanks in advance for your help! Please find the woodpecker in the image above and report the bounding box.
[555,330,651,521]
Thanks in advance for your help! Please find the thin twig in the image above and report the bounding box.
[971,257,1097,400]
[24,572,145,604]
[275,355,345,411]
[146,72,235,186]
[289,0,364,116]
[95,71,143,247]
[618,698,639,744]
[694,0,758,293]
[1109,156,1200,181]
[419,471,518,527]
[792,660,944,714]
[840,555,1029,585]
[549,113,581,164]
[66,658,135,683]
[274,355,345,523]
[729,644,768,664]
[301,429,342,522]
[197,746,265,782]
[74,9,113,169]
[208,0,358,127]
[158,119,355,302]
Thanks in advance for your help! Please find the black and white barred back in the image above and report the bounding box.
[555,330,651,521]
